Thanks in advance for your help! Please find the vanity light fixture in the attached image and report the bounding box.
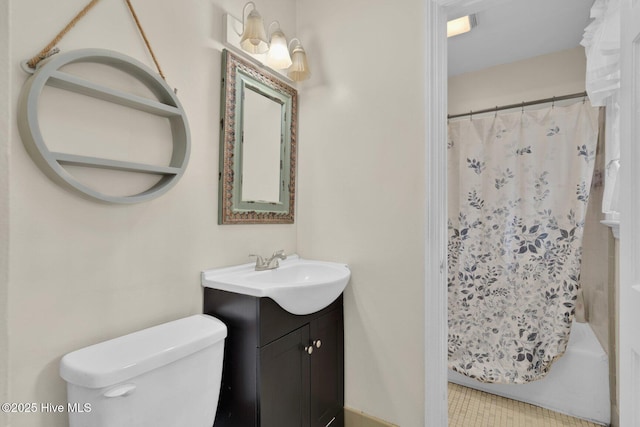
[225,6,312,82]
[447,14,477,38]
[266,21,292,69]
[287,38,311,82]
[239,2,269,54]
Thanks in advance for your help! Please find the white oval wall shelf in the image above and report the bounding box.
[17,49,190,204]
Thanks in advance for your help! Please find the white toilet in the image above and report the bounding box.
[60,314,227,427]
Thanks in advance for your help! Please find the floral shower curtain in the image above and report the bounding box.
[447,102,599,384]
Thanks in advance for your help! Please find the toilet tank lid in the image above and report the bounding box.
[60,314,227,389]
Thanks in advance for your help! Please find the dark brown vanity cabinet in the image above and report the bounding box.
[204,289,344,427]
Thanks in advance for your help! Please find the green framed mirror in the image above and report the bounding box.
[219,49,297,224]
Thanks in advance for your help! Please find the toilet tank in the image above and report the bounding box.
[60,314,227,427]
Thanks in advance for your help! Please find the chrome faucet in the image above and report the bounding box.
[250,250,287,271]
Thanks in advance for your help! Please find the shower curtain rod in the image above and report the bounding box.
[447,91,588,120]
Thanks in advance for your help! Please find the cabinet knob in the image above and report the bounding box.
[314,340,322,349]
[304,345,313,355]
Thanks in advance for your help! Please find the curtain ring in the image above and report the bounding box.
[494,106,498,118]
[552,96,555,109]
[469,110,473,121]
[521,102,525,114]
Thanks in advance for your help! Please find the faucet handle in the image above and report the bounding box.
[272,249,286,258]
[249,254,267,268]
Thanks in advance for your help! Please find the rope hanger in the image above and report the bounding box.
[25,0,167,82]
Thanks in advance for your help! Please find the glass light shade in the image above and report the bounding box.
[287,45,310,81]
[266,30,292,69]
[240,9,269,53]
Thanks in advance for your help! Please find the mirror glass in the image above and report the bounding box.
[219,49,297,224]
[241,87,282,203]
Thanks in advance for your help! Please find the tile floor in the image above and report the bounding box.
[448,382,604,427]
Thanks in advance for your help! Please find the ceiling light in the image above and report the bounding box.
[447,14,477,38]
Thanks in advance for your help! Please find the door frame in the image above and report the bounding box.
[617,0,640,424]
[423,1,524,425]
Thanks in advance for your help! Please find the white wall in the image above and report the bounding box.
[5,1,428,426]
[296,0,426,425]
[6,1,297,426]
[449,47,588,114]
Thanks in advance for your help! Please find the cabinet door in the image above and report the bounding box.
[310,309,344,427]
[259,325,310,427]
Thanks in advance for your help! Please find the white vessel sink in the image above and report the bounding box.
[201,255,350,315]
